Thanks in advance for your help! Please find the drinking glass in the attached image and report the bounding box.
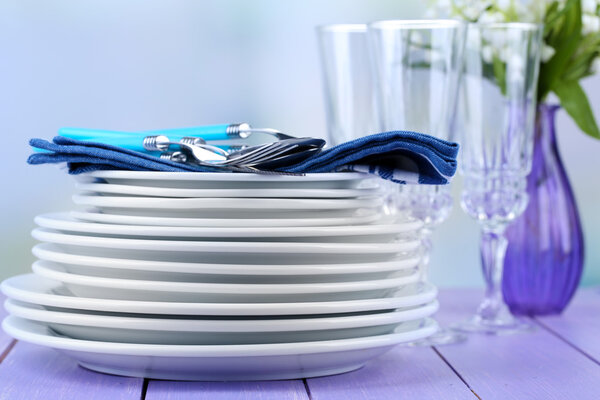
[368,19,466,345]
[316,24,378,145]
[316,24,400,215]
[455,23,543,334]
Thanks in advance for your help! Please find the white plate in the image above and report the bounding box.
[2,316,438,380]
[31,228,420,264]
[76,182,381,198]
[80,171,375,190]
[72,194,383,211]
[71,209,383,227]
[1,274,438,316]
[32,243,420,283]
[5,299,438,345]
[36,212,421,242]
[32,261,421,302]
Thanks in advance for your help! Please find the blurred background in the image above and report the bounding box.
[1,0,598,287]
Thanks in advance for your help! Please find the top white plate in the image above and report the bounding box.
[76,182,381,199]
[79,171,375,190]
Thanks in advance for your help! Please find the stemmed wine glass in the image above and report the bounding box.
[368,19,467,346]
[454,22,543,334]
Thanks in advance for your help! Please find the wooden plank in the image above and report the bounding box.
[536,288,600,363]
[434,289,600,400]
[306,345,476,400]
[0,342,143,400]
[146,380,309,400]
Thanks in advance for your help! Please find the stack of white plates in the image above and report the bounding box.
[1,171,438,381]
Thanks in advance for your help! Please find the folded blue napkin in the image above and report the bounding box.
[281,131,458,184]
[28,131,459,184]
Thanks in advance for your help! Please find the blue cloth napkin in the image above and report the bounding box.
[281,131,458,184]
[28,131,459,184]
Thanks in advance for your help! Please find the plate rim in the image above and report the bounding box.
[76,182,382,198]
[31,228,421,254]
[32,261,421,294]
[5,298,439,332]
[2,315,438,357]
[35,212,422,238]
[71,194,384,210]
[31,243,421,275]
[70,209,384,227]
[84,171,372,182]
[1,274,438,316]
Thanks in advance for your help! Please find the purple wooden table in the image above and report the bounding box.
[1,288,599,400]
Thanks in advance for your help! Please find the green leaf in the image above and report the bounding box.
[545,0,576,35]
[538,0,582,100]
[492,54,507,96]
[554,80,600,139]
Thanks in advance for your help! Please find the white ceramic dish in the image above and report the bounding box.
[71,209,383,227]
[1,275,438,316]
[72,194,383,211]
[35,212,421,242]
[79,171,375,190]
[31,228,420,265]
[5,299,438,345]
[76,206,379,219]
[76,182,381,198]
[32,261,421,302]
[2,316,437,380]
[31,243,420,283]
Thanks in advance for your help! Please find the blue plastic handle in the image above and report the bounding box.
[58,125,232,142]
[147,124,231,141]
[50,127,239,154]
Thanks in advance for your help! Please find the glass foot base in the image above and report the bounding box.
[403,327,467,347]
[451,314,534,335]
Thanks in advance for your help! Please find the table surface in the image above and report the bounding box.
[1,288,599,400]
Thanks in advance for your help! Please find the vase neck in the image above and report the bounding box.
[536,103,560,144]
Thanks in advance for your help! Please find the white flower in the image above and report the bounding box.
[496,0,511,10]
[582,14,600,35]
[582,0,598,14]
[488,30,507,49]
[410,32,425,46]
[507,52,526,85]
[463,5,482,19]
[478,11,504,24]
[482,45,494,62]
[541,43,556,62]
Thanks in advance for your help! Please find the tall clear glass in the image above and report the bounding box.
[316,25,399,217]
[455,23,543,334]
[368,19,466,345]
[316,24,378,145]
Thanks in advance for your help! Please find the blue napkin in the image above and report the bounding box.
[28,131,459,184]
[281,131,458,184]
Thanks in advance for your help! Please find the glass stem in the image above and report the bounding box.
[419,227,433,282]
[477,227,509,321]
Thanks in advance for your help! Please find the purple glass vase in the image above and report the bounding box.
[503,103,584,315]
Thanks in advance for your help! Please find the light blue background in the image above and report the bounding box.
[1,0,598,288]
